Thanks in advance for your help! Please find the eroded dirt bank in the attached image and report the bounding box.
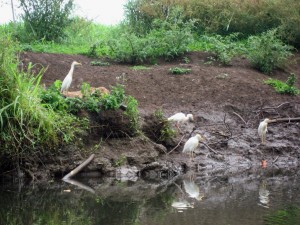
[18,51,300,181]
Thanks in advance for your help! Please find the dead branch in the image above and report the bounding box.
[269,117,300,123]
[199,141,218,154]
[253,102,292,113]
[167,135,185,155]
[232,111,247,126]
[272,156,279,164]
[223,113,232,137]
[62,154,95,180]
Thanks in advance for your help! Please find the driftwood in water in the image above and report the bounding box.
[63,178,95,194]
[270,117,300,123]
[62,154,95,180]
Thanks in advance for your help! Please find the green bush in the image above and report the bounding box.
[154,110,176,142]
[246,29,293,74]
[264,73,300,95]
[19,0,74,41]
[125,0,300,47]
[201,33,246,65]
[0,35,85,162]
[169,67,191,75]
[90,61,110,66]
[106,8,194,63]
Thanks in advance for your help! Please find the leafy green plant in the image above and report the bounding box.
[100,84,126,110]
[130,65,151,70]
[183,56,190,64]
[19,0,74,41]
[246,29,293,74]
[114,155,127,167]
[106,8,194,63]
[169,67,191,75]
[124,95,140,132]
[90,61,110,66]
[0,35,85,163]
[201,33,245,65]
[154,110,176,142]
[264,73,300,95]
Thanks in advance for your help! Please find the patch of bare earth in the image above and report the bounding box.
[21,51,300,180]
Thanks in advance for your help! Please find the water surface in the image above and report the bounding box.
[1,167,300,225]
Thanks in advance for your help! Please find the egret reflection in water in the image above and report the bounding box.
[258,179,270,208]
[172,174,204,212]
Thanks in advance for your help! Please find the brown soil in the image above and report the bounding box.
[21,51,300,180]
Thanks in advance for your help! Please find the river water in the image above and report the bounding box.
[1,167,300,225]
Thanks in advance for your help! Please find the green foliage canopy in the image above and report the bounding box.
[19,0,74,41]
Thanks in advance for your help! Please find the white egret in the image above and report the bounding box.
[183,179,204,201]
[183,134,204,160]
[61,61,82,94]
[258,118,271,144]
[168,112,194,131]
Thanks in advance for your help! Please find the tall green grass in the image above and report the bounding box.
[0,33,85,165]
[124,0,300,47]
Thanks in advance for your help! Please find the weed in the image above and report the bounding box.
[154,109,176,142]
[90,61,110,66]
[247,29,293,74]
[100,84,125,110]
[183,57,190,64]
[0,35,86,162]
[130,65,151,70]
[264,73,299,95]
[201,33,246,65]
[124,95,140,133]
[114,155,127,167]
[169,67,191,75]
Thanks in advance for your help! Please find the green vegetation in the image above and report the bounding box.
[90,61,110,66]
[125,0,300,47]
[0,35,86,163]
[264,73,300,95]
[106,10,195,63]
[154,110,176,142]
[246,29,293,74]
[264,206,300,225]
[201,34,246,65]
[130,65,151,70]
[169,67,191,75]
[19,0,74,42]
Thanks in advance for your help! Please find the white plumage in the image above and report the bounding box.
[168,112,194,131]
[61,61,82,93]
[168,112,194,123]
[258,118,271,144]
[183,134,204,160]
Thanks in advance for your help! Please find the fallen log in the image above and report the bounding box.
[62,154,95,180]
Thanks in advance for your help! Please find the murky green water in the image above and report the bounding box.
[1,167,300,225]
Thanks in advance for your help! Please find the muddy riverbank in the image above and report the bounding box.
[13,51,300,181]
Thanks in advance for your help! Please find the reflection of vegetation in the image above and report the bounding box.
[264,206,300,225]
[0,182,178,225]
[0,188,93,225]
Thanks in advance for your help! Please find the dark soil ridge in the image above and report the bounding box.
[16,51,300,181]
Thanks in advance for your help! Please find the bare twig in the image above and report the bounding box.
[232,111,247,126]
[62,154,95,180]
[253,102,292,113]
[272,156,279,164]
[223,113,232,137]
[269,117,300,123]
[199,141,218,154]
[167,135,185,155]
